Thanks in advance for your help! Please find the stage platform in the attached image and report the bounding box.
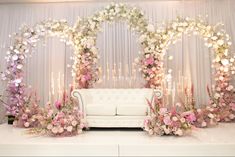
[0,123,235,156]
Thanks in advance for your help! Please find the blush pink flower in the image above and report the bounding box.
[229,103,235,111]
[186,113,196,123]
[163,116,172,125]
[55,100,62,110]
[145,57,154,65]
[21,113,28,120]
[159,108,167,115]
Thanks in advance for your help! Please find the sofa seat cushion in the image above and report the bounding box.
[117,105,148,116]
[86,104,116,116]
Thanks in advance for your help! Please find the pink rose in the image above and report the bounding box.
[66,126,73,132]
[21,113,28,120]
[24,122,30,128]
[55,100,62,110]
[186,113,196,123]
[145,57,154,65]
[230,103,235,111]
[159,108,167,115]
[163,116,172,125]
[84,74,91,81]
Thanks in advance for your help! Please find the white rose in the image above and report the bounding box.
[147,24,155,32]
[72,120,78,127]
[217,40,224,46]
[47,124,53,130]
[175,129,183,136]
[208,113,214,119]
[214,93,220,99]
[77,129,83,134]
[201,121,207,127]
[221,59,229,65]
[66,126,73,132]
[172,116,178,122]
[229,114,235,120]
[58,127,64,133]
[52,127,58,134]
[24,122,30,128]
[139,34,146,42]
[180,118,186,123]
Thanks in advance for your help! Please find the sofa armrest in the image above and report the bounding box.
[71,90,85,114]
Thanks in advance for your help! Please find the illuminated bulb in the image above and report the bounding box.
[168,56,173,60]
[230,58,234,62]
[168,69,172,73]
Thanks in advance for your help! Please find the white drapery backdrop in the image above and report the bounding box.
[0,0,235,122]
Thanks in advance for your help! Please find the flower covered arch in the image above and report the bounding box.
[139,17,235,122]
[2,20,81,116]
[72,3,157,88]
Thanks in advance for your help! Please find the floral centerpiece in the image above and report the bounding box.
[144,97,192,136]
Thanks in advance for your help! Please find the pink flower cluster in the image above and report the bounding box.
[144,98,192,136]
[206,85,235,122]
[28,89,87,137]
[13,91,41,128]
[182,108,218,128]
[75,49,99,89]
[139,54,163,89]
[41,104,86,137]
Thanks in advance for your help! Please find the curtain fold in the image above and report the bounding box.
[0,0,235,121]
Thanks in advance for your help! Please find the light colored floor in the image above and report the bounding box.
[0,123,235,156]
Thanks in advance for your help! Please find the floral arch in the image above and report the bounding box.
[72,3,156,88]
[139,17,235,122]
[2,20,81,116]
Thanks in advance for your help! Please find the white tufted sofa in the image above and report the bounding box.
[72,88,153,128]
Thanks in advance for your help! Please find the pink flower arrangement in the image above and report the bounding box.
[13,91,42,128]
[144,98,192,136]
[206,85,235,122]
[28,88,87,137]
[179,85,219,128]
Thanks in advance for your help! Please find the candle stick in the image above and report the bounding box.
[51,72,55,103]
[107,62,109,81]
[58,72,61,99]
[172,81,176,106]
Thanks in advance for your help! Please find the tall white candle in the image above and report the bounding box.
[58,72,61,99]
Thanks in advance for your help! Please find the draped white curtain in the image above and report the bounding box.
[0,0,235,122]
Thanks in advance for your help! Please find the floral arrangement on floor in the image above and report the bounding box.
[144,97,192,136]
[180,85,218,128]
[27,88,87,137]
[206,85,235,122]
[13,91,42,128]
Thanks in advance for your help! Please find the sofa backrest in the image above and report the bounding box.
[72,88,153,107]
